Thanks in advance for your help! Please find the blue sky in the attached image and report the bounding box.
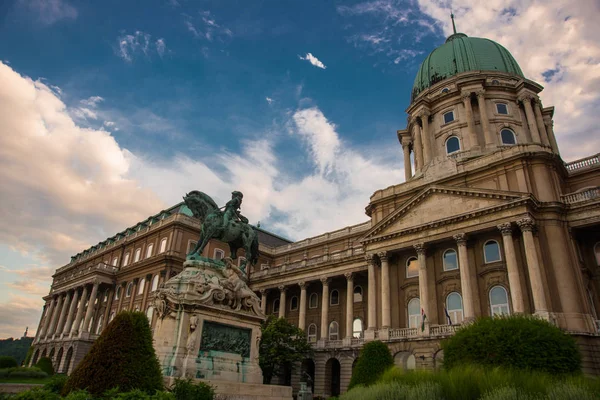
[1,0,599,338]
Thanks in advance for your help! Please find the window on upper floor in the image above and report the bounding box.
[446,292,464,324]
[138,278,145,295]
[441,87,450,94]
[187,241,197,255]
[159,238,167,254]
[406,257,419,278]
[408,298,421,329]
[490,286,510,316]
[290,296,298,311]
[484,240,502,263]
[491,79,500,85]
[123,253,130,267]
[501,129,517,145]
[309,293,318,309]
[328,321,339,340]
[112,257,118,267]
[146,244,153,259]
[330,290,339,306]
[151,274,159,291]
[114,286,121,300]
[352,318,363,338]
[443,111,455,124]
[134,248,141,263]
[126,282,133,297]
[446,136,460,154]
[307,324,317,343]
[353,286,363,302]
[443,249,459,271]
[496,103,509,115]
[273,298,280,314]
[214,249,225,260]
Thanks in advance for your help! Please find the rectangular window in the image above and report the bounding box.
[443,111,455,124]
[496,103,508,115]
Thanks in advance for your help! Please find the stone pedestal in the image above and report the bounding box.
[153,257,291,398]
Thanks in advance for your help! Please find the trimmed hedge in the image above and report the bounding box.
[441,315,581,374]
[0,356,18,369]
[0,367,48,379]
[348,340,393,389]
[170,379,214,400]
[62,311,163,396]
[35,357,55,376]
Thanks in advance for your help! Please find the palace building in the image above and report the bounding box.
[31,30,600,398]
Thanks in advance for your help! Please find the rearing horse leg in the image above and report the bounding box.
[195,228,214,258]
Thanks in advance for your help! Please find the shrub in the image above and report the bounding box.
[0,356,18,369]
[347,340,393,390]
[12,388,60,400]
[35,357,55,376]
[441,315,581,375]
[63,311,163,396]
[8,367,49,379]
[170,379,215,400]
[479,387,541,400]
[24,346,34,366]
[63,390,94,400]
[341,381,442,400]
[44,374,68,393]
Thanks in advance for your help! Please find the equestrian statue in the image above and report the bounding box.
[183,190,259,274]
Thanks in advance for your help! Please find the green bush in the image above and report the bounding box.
[3,367,49,379]
[35,357,55,376]
[170,379,215,400]
[347,340,393,390]
[62,311,163,396]
[0,356,18,369]
[12,388,60,400]
[63,390,94,400]
[24,346,34,366]
[441,315,581,375]
[341,381,442,400]
[44,374,68,393]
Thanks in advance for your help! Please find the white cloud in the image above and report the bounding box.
[80,96,104,107]
[21,0,77,25]
[265,97,273,104]
[156,38,166,57]
[117,31,153,62]
[414,0,600,161]
[299,53,327,69]
[103,121,115,128]
[184,11,233,43]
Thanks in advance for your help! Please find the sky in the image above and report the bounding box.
[0,0,599,339]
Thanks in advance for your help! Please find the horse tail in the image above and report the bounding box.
[251,233,260,265]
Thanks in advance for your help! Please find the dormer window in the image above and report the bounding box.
[496,103,508,115]
[443,111,455,124]
[446,136,460,154]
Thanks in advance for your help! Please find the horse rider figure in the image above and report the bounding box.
[222,191,248,233]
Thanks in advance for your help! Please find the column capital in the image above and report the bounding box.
[460,91,472,101]
[145,273,153,280]
[377,251,388,262]
[401,136,413,147]
[497,222,514,236]
[453,233,467,245]
[298,281,307,289]
[365,253,375,265]
[475,89,486,98]
[259,288,268,295]
[344,272,353,281]
[413,243,426,255]
[278,285,287,292]
[132,277,139,284]
[516,217,536,232]
[320,277,331,285]
[418,109,431,119]
[517,93,534,103]
[543,118,554,128]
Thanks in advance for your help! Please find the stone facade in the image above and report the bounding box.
[31,32,600,400]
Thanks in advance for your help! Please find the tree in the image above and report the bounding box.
[35,357,55,376]
[442,314,581,374]
[348,340,393,389]
[62,311,163,396]
[0,355,18,368]
[259,315,313,384]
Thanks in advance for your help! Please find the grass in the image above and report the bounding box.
[0,377,51,384]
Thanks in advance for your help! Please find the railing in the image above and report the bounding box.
[351,337,364,346]
[326,340,343,348]
[430,324,460,336]
[389,327,418,339]
[565,153,600,172]
[561,187,600,204]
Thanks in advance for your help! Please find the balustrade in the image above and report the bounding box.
[561,187,600,204]
[389,328,418,339]
[565,154,599,172]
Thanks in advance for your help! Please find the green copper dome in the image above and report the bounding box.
[412,33,524,99]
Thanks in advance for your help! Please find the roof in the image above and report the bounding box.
[412,33,524,99]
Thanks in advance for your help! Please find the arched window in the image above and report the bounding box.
[273,299,280,314]
[501,129,516,145]
[138,278,145,295]
[446,292,464,324]
[126,282,133,297]
[352,318,363,338]
[484,240,501,263]
[491,79,500,85]
[496,103,509,115]
[146,306,154,321]
[406,354,416,370]
[328,321,339,340]
[123,253,130,267]
[309,293,318,309]
[594,242,600,266]
[112,257,118,267]
[353,286,363,302]
[441,87,450,94]
[406,257,419,278]
[159,238,167,254]
[151,275,159,291]
[490,286,510,316]
[290,296,298,311]
[443,249,458,271]
[408,298,420,329]
[214,249,225,260]
[443,111,455,124]
[114,286,121,300]
[146,244,153,258]
[446,136,460,154]
[330,290,339,306]
[307,324,317,343]
[133,248,141,263]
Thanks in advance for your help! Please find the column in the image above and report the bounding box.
[128,278,139,310]
[533,99,550,146]
[55,291,72,336]
[141,274,152,311]
[476,90,494,146]
[516,217,548,312]
[102,285,115,331]
[298,282,307,331]
[366,255,377,331]
[260,289,268,315]
[462,91,478,148]
[82,281,100,334]
[379,252,391,328]
[63,289,79,335]
[40,298,56,339]
[71,285,89,336]
[519,94,541,143]
[402,139,412,181]
[414,244,429,330]
[117,282,126,311]
[420,111,433,163]
[320,277,330,339]
[345,273,354,338]
[47,294,64,338]
[497,223,525,313]
[453,234,475,320]
[543,118,560,154]
[412,123,423,172]
[33,303,48,343]
[278,285,287,319]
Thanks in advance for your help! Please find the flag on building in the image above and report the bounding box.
[421,308,427,332]
[444,306,452,325]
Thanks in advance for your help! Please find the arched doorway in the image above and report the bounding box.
[433,350,444,371]
[49,348,55,361]
[301,359,315,393]
[41,348,47,358]
[325,358,341,397]
[55,348,64,373]
[32,349,40,366]
[64,347,74,375]
[394,351,416,371]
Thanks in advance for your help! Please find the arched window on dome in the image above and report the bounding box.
[501,129,517,145]
[441,87,450,94]
[446,136,460,154]
[491,79,500,85]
